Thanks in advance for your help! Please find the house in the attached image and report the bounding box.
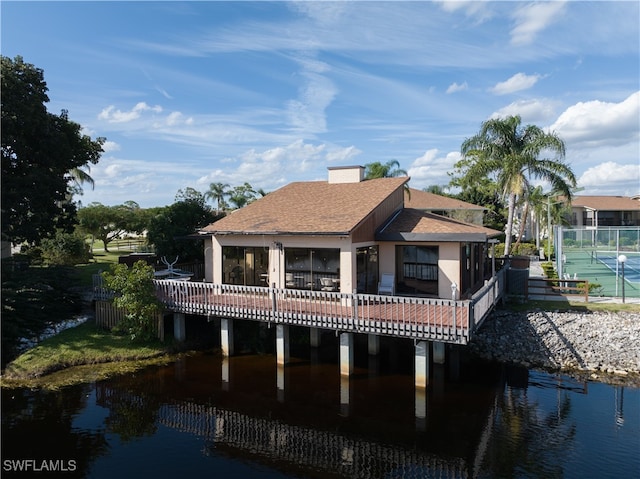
[199,166,500,300]
[568,195,640,228]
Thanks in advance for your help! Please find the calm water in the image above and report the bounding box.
[2,335,639,479]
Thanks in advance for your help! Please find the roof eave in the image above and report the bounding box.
[376,232,491,242]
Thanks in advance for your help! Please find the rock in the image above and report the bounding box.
[469,309,640,386]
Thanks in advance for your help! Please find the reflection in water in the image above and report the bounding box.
[2,347,639,479]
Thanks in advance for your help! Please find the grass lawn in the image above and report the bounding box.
[0,320,179,390]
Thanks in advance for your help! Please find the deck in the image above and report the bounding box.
[146,268,506,345]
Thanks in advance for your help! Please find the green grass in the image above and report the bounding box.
[2,321,167,379]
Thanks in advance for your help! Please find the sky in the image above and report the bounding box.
[2,1,639,208]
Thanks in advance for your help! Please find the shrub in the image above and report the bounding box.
[40,232,91,266]
[102,261,163,342]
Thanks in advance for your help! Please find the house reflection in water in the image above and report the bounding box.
[95,352,504,479]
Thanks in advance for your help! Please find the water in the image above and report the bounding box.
[2,342,639,478]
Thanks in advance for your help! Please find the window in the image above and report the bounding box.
[397,245,438,296]
[284,248,340,290]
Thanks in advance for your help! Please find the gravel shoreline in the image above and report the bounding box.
[468,309,640,387]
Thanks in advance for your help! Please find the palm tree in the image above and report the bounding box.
[68,165,95,195]
[228,182,256,209]
[364,159,410,198]
[205,182,230,213]
[460,115,576,256]
[364,159,407,179]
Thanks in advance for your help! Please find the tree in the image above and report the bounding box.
[364,159,410,197]
[204,182,230,213]
[40,231,92,266]
[77,203,136,253]
[147,197,218,262]
[364,159,407,179]
[102,261,163,342]
[1,56,105,245]
[228,182,256,209]
[457,115,575,256]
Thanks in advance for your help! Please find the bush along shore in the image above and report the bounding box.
[468,308,640,386]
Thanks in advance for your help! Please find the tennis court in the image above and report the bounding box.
[558,227,640,298]
[561,250,640,298]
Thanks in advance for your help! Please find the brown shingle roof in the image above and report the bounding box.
[377,209,501,242]
[201,177,408,235]
[571,196,640,211]
[404,189,484,210]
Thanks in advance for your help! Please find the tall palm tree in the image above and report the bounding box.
[228,182,256,209]
[205,182,230,213]
[68,165,95,195]
[460,115,576,256]
[364,159,407,179]
[364,159,410,198]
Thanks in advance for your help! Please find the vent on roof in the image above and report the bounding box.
[327,165,365,184]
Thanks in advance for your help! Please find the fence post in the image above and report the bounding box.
[353,289,358,325]
[584,280,589,303]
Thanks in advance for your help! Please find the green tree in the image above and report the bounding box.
[204,182,230,213]
[228,182,256,209]
[364,159,407,179]
[1,55,105,245]
[457,115,575,255]
[40,231,92,266]
[147,197,218,262]
[102,261,163,342]
[1,265,82,365]
[77,203,136,253]
[449,175,507,233]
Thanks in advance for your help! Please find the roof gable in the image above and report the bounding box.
[404,189,484,211]
[377,208,501,242]
[201,177,408,235]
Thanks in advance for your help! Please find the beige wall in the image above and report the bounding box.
[209,235,353,291]
[378,241,461,299]
[206,234,464,299]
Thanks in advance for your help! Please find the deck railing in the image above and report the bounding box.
[94,269,505,345]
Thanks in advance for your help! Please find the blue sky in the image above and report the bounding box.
[2,1,639,208]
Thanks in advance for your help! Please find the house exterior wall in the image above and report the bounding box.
[209,234,355,292]
[352,189,404,243]
[438,243,461,299]
[377,241,461,299]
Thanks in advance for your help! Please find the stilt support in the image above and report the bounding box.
[368,334,380,355]
[173,313,186,342]
[433,341,445,364]
[221,318,234,357]
[310,328,321,348]
[415,340,430,389]
[340,332,354,376]
[276,324,290,366]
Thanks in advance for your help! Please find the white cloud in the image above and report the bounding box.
[436,0,493,22]
[287,58,338,134]
[490,73,541,95]
[407,149,461,188]
[197,140,358,191]
[578,162,640,196]
[510,1,567,46]
[446,81,468,94]
[98,102,163,123]
[491,98,559,123]
[101,141,121,153]
[549,91,640,147]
